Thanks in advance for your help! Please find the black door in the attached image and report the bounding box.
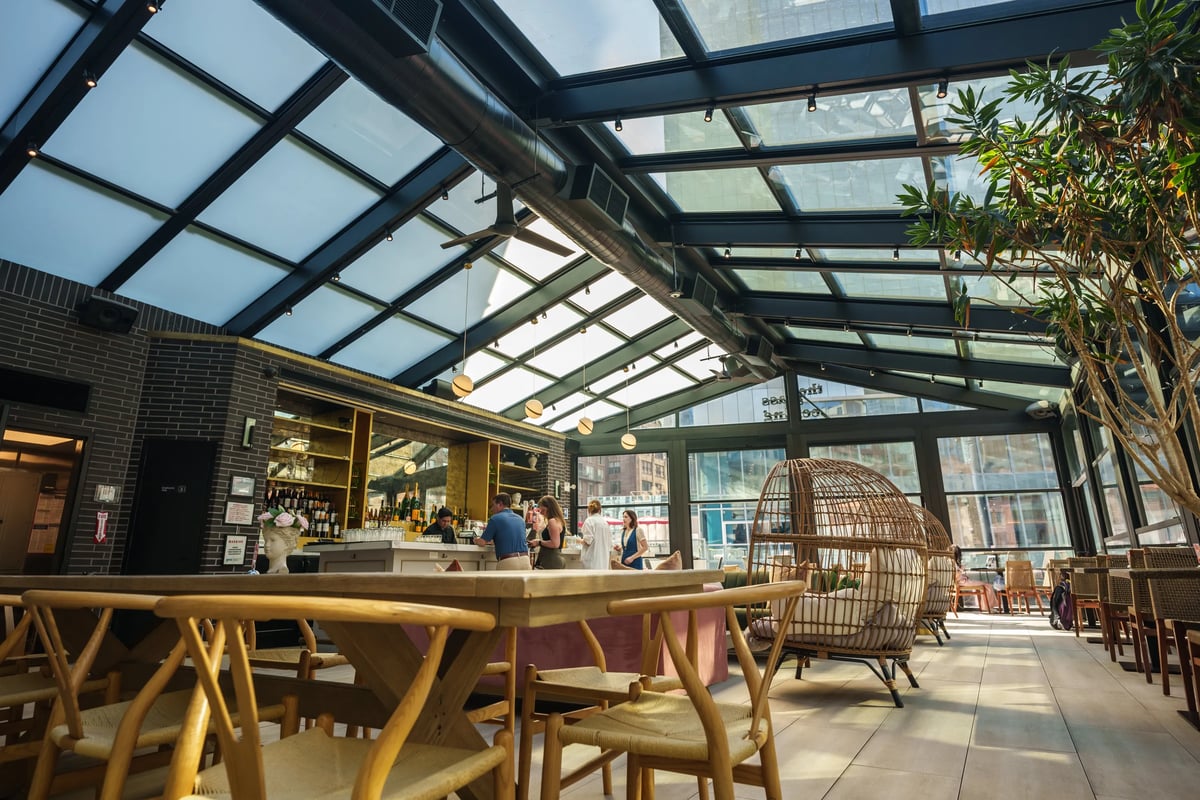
[123,439,215,576]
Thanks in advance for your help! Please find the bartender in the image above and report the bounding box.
[424,506,457,544]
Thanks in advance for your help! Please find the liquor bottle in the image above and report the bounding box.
[399,485,411,519]
[410,482,420,521]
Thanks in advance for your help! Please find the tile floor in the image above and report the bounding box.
[47,610,1200,799]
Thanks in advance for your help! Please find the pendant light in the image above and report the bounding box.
[620,373,637,450]
[524,334,543,419]
[577,328,592,435]
[451,262,474,398]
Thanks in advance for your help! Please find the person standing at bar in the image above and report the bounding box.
[474,493,532,570]
[618,508,650,570]
[529,495,567,569]
[579,499,612,570]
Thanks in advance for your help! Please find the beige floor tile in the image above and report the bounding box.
[824,765,961,800]
[961,747,1094,800]
[1069,724,1200,798]
[1053,686,1167,732]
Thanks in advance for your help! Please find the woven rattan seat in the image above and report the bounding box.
[1144,568,1200,715]
[181,727,507,800]
[915,507,954,644]
[745,458,928,707]
[1069,557,1102,639]
[154,593,513,800]
[539,581,807,800]
[1000,560,1045,615]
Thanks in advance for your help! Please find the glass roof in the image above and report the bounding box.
[0,0,1102,430]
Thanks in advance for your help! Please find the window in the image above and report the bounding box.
[808,441,921,499]
[679,376,787,426]
[687,447,786,568]
[577,452,671,559]
[938,433,1069,567]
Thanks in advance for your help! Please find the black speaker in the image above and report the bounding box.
[78,296,138,333]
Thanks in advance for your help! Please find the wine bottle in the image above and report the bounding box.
[410,482,420,521]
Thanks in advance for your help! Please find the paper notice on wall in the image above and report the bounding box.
[26,526,58,554]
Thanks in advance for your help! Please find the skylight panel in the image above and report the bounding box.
[330,316,453,378]
[1,1,87,127]
[257,283,385,356]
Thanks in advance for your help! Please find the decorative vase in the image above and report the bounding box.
[527,454,539,469]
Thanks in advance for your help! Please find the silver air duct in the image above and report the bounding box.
[254,1,760,371]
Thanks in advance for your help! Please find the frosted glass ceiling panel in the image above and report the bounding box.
[784,327,863,346]
[526,328,625,375]
[490,219,581,280]
[815,247,937,265]
[979,381,1064,400]
[296,78,442,185]
[143,0,326,112]
[613,112,741,156]
[971,340,1062,366]
[566,271,635,313]
[119,227,288,326]
[834,272,947,301]
[328,218,458,302]
[734,270,830,293]
[0,0,86,127]
[462,367,554,415]
[622,368,698,404]
[923,0,1016,14]
[671,347,726,381]
[868,333,957,355]
[404,260,532,332]
[589,356,660,395]
[745,87,914,147]
[682,0,891,53]
[550,399,621,432]
[653,332,706,359]
[257,284,385,356]
[599,294,673,337]
[963,274,1043,307]
[535,391,592,427]
[657,168,779,212]
[434,349,509,385]
[45,44,262,208]
[778,158,924,211]
[0,161,166,286]
[331,316,452,377]
[198,136,382,263]
[932,154,990,202]
[492,0,682,76]
[493,305,585,358]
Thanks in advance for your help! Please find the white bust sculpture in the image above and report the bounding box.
[257,508,307,575]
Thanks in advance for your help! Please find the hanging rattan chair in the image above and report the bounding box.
[914,505,955,645]
[746,458,928,707]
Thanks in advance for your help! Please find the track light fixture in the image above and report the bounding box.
[892,246,900,261]
[25,143,39,158]
[794,248,803,260]
[937,78,949,99]
[704,106,714,123]
[906,326,912,337]
[385,230,393,242]
[869,369,876,377]
[541,311,547,320]
[331,272,341,283]
[819,363,826,371]
[83,71,98,89]
[723,246,732,259]
[530,316,538,326]
[930,373,936,383]
[807,91,817,112]
[146,1,162,13]
[584,284,591,295]
[441,186,449,201]
[614,116,622,132]
[284,306,293,317]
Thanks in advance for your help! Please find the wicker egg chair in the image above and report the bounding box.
[745,458,928,707]
[914,505,955,645]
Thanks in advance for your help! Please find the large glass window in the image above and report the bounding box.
[575,452,670,560]
[688,448,786,568]
[679,376,787,426]
[808,441,921,499]
[938,433,1069,567]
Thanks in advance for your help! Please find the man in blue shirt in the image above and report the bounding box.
[474,493,532,570]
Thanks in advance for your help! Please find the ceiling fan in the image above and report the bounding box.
[440,181,573,257]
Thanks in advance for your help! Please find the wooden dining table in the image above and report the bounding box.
[0,569,722,800]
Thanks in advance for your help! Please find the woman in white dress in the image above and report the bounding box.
[578,499,612,570]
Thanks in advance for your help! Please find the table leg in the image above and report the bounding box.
[1170,621,1199,729]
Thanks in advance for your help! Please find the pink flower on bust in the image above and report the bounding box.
[257,508,309,531]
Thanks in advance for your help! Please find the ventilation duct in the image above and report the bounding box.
[563,164,629,228]
[314,0,443,57]
[254,0,755,363]
[740,335,774,368]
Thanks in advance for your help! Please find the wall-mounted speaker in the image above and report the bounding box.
[78,296,139,333]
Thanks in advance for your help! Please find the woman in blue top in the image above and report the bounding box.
[618,508,650,569]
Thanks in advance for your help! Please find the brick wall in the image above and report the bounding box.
[2,259,569,575]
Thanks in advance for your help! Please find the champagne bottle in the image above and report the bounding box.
[410,482,420,521]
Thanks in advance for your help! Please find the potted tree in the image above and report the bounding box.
[900,0,1200,522]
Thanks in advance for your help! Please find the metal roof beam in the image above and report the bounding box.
[777,342,1069,385]
[532,2,1134,125]
[620,137,960,173]
[670,214,913,248]
[737,293,1046,335]
[791,363,1028,411]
